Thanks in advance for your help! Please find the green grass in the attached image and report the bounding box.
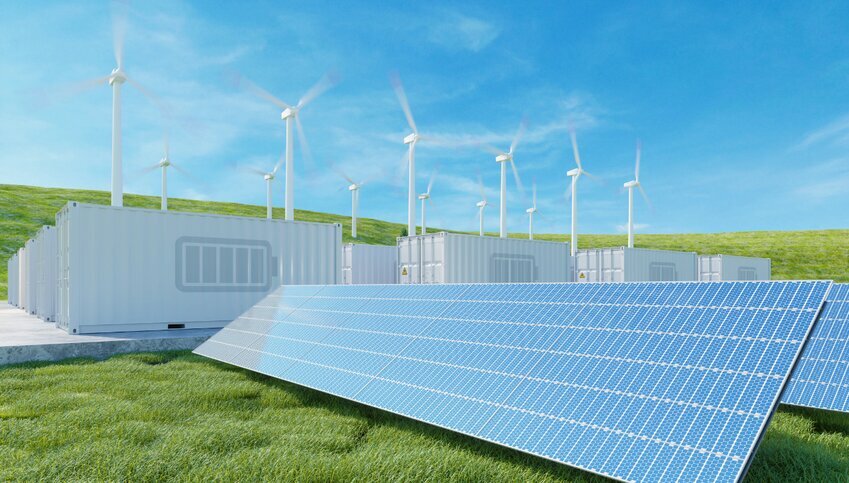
[1,351,848,482]
[1,183,847,300]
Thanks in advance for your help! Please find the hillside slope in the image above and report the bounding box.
[1,184,847,298]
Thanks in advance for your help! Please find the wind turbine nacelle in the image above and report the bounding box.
[264,174,273,181]
[348,184,358,191]
[526,208,536,214]
[624,180,638,188]
[109,69,127,85]
[476,201,487,208]
[403,133,418,144]
[495,153,512,163]
[418,193,429,200]
[281,107,298,120]
[567,168,581,177]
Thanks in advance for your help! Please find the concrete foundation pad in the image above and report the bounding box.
[0,303,218,366]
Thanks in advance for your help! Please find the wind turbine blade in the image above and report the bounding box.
[295,116,316,170]
[34,76,110,107]
[170,162,191,178]
[426,168,438,196]
[510,158,526,198]
[111,0,128,69]
[125,77,171,116]
[163,130,170,159]
[638,184,653,210]
[241,166,268,177]
[230,72,291,110]
[635,140,642,181]
[297,71,340,109]
[272,153,284,176]
[330,163,356,185]
[569,128,583,170]
[532,181,537,209]
[478,143,505,157]
[509,117,528,155]
[389,71,417,133]
[140,162,160,175]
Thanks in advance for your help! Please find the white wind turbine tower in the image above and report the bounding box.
[418,170,438,235]
[237,73,337,221]
[526,181,538,240]
[567,128,594,256]
[624,140,651,248]
[480,120,527,238]
[334,168,366,239]
[139,132,189,211]
[475,175,489,237]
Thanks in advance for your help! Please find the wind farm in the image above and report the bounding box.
[2,2,849,483]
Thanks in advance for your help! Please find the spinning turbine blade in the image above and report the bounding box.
[390,72,417,133]
[635,140,642,181]
[478,143,505,157]
[272,153,284,176]
[638,184,653,210]
[477,174,487,202]
[111,0,128,69]
[126,77,170,116]
[295,116,316,170]
[297,71,340,109]
[232,72,291,110]
[36,76,110,107]
[510,158,526,197]
[509,117,527,155]
[331,163,356,185]
[426,169,438,196]
[569,128,583,170]
[532,181,537,208]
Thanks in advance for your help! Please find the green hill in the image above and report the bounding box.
[1,183,847,298]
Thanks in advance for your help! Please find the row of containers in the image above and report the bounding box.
[343,232,771,285]
[7,202,770,335]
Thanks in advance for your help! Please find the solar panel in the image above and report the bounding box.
[195,281,830,483]
[782,283,849,412]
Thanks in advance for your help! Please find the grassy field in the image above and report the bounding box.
[1,351,848,482]
[1,183,847,299]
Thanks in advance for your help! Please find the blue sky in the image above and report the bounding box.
[2,1,848,234]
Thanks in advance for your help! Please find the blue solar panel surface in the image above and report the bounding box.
[783,283,849,412]
[194,281,830,483]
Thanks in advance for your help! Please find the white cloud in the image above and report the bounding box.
[425,12,501,52]
[797,113,849,148]
[615,223,650,233]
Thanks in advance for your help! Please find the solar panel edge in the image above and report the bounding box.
[733,280,834,483]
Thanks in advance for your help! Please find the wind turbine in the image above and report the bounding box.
[624,140,651,248]
[480,120,527,238]
[475,175,489,237]
[52,2,162,207]
[418,169,438,235]
[567,128,594,256]
[391,73,424,238]
[139,132,189,211]
[526,181,538,240]
[236,72,337,221]
[334,168,366,238]
[243,155,284,219]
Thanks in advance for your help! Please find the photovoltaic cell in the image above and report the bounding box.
[782,283,849,412]
[194,281,830,483]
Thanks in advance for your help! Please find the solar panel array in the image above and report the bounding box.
[194,281,830,483]
[783,283,849,412]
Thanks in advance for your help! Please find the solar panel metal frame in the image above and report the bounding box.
[195,281,831,483]
[782,283,849,413]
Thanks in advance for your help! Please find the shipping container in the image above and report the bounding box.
[343,243,398,285]
[698,254,771,281]
[398,232,571,284]
[7,253,18,306]
[35,226,58,321]
[25,238,38,314]
[17,247,27,311]
[575,247,698,282]
[55,202,342,334]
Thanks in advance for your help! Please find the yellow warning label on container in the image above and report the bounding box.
[579,272,586,279]
[401,266,408,276]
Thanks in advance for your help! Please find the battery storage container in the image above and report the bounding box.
[342,243,398,284]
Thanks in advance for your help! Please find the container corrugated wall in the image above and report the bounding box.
[576,247,698,282]
[56,202,341,334]
[7,253,18,306]
[25,238,38,314]
[398,233,571,284]
[699,255,771,281]
[35,226,58,321]
[18,248,27,311]
[343,244,398,284]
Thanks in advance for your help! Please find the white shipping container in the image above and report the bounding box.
[575,247,698,282]
[35,226,58,321]
[7,253,18,306]
[25,238,38,314]
[699,255,771,281]
[18,248,27,311]
[398,232,571,284]
[343,243,398,284]
[56,202,342,334]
